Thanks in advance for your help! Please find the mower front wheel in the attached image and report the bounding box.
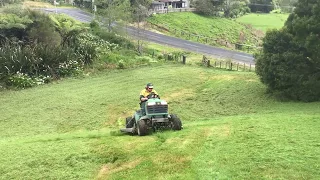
[170,114,182,131]
[137,120,148,136]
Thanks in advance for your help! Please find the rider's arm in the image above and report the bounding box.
[140,90,148,101]
[140,95,148,102]
[153,90,160,99]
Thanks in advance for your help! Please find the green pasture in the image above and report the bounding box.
[1,64,320,179]
[236,13,290,32]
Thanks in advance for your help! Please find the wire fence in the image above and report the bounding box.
[201,55,255,72]
[152,51,255,72]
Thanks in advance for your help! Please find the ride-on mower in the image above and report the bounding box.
[120,93,182,136]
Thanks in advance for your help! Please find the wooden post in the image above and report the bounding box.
[220,62,221,68]
[182,55,186,64]
[249,64,251,72]
[230,63,233,70]
[207,60,210,67]
[214,61,216,67]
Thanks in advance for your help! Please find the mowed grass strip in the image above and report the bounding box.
[0,64,320,179]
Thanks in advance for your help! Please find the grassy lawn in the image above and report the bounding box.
[236,13,290,32]
[1,64,320,179]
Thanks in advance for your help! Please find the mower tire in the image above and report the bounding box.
[137,120,148,136]
[170,114,182,130]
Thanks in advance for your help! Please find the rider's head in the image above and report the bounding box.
[146,83,154,92]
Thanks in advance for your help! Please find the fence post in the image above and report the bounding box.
[214,61,216,67]
[207,60,210,67]
[182,55,186,64]
[249,64,251,72]
[230,63,233,70]
[220,62,221,68]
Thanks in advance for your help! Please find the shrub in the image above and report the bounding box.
[93,30,135,49]
[58,60,84,77]
[117,59,126,69]
[7,72,36,89]
[255,29,320,102]
[71,32,118,64]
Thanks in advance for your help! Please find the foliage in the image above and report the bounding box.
[194,0,225,16]
[95,0,131,32]
[71,32,118,64]
[92,29,135,49]
[255,0,320,101]
[224,0,251,18]
[58,60,84,77]
[0,42,82,82]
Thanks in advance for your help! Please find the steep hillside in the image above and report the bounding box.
[1,64,320,179]
[147,12,263,49]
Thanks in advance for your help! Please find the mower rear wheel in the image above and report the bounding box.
[170,114,182,130]
[137,120,148,136]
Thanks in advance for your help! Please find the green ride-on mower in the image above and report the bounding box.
[120,93,182,136]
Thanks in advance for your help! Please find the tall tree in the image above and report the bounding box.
[194,0,225,16]
[95,0,131,32]
[255,0,320,101]
[130,0,152,54]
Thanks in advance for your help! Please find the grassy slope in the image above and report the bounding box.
[236,13,290,32]
[1,64,320,179]
[147,12,260,46]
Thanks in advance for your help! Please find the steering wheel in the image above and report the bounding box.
[147,92,159,99]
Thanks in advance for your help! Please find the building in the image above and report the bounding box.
[151,0,189,9]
